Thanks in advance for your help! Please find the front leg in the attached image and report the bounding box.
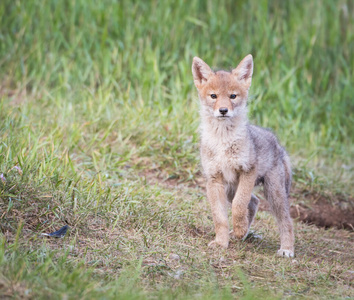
[206,174,229,248]
[232,168,257,239]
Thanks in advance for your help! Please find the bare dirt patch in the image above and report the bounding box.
[289,193,354,230]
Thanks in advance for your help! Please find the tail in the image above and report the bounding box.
[283,153,292,197]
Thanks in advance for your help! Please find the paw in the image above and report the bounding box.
[277,249,294,258]
[232,220,249,240]
[233,227,249,239]
[208,239,228,249]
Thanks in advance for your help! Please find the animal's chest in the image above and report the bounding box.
[202,141,250,182]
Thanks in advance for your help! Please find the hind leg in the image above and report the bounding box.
[264,173,294,257]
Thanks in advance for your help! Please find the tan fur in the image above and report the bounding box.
[192,55,295,257]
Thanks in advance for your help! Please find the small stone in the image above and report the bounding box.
[169,253,180,261]
[168,269,184,280]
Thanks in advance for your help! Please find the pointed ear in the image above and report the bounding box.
[232,54,253,89]
[192,57,213,88]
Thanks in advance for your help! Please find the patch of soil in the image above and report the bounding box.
[289,197,354,231]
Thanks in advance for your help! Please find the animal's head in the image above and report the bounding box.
[192,55,253,120]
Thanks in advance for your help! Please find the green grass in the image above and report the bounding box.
[0,0,353,298]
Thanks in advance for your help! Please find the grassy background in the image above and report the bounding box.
[0,0,353,298]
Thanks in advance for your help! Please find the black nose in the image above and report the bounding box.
[219,107,228,115]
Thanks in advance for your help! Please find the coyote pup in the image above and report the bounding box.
[192,55,294,257]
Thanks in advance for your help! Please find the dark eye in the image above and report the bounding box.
[230,94,237,99]
[210,94,217,99]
